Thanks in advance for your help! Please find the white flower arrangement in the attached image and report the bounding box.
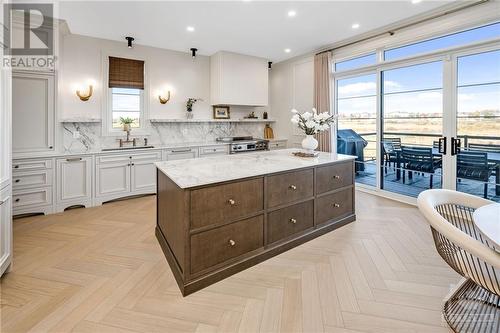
[290,108,336,135]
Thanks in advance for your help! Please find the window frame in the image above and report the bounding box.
[101,52,150,136]
[331,19,500,199]
[108,87,145,131]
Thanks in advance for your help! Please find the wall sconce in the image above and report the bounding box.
[158,91,171,104]
[76,85,93,101]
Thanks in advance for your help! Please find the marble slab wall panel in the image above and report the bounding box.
[62,122,266,153]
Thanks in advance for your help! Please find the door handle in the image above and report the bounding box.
[438,137,447,154]
[451,137,461,156]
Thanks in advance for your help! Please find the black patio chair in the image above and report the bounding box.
[401,146,441,189]
[382,140,398,174]
[468,143,500,153]
[457,151,496,198]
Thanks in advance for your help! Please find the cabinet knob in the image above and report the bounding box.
[15,198,20,202]
[289,218,297,224]
[131,163,135,166]
[333,203,340,208]
[289,184,297,190]
[228,199,236,205]
[15,179,20,183]
[333,175,341,180]
[229,239,236,246]
[14,165,19,169]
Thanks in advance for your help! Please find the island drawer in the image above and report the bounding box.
[190,215,264,274]
[190,178,264,229]
[267,169,314,208]
[315,162,353,194]
[315,187,353,225]
[267,200,314,244]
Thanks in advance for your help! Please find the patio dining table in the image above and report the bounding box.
[393,147,500,195]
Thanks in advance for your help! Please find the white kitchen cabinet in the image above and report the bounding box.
[56,156,92,211]
[0,61,11,191]
[12,71,55,153]
[0,187,12,276]
[164,147,198,161]
[210,51,268,106]
[198,145,228,157]
[131,160,157,192]
[96,157,131,198]
[12,158,54,216]
[95,151,161,204]
[268,139,288,150]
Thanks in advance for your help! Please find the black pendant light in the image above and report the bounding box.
[125,36,134,48]
[190,48,198,58]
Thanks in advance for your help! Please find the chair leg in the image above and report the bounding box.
[484,182,488,199]
[402,170,405,184]
[430,174,433,189]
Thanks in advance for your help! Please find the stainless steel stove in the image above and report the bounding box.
[216,136,269,154]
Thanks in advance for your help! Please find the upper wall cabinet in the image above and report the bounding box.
[12,71,55,154]
[210,51,268,106]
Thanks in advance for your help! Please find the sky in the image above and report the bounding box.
[336,22,500,120]
[337,50,500,118]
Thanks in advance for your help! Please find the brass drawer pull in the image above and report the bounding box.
[228,199,236,205]
[229,239,236,246]
[289,218,297,224]
[333,203,340,208]
[66,157,82,162]
[289,184,297,190]
[333,175,341,180]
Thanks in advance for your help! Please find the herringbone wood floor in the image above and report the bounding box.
[1,191,458,333]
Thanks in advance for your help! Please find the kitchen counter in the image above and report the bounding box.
[156,148,356,295]
[13,141,231,160]
[155,148,354,189]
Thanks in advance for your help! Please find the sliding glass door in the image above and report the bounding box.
[454,48,500,202]
[380,61,444,197]
[332,21,500,202]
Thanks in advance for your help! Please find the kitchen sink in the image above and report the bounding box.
[101,145,155,151]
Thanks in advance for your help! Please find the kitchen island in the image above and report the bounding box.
[155,149,356,295]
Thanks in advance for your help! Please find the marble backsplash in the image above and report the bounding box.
[62,122,267,153]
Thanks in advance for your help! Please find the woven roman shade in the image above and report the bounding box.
[108,56,145,89]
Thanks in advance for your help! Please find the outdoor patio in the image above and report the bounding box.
[355,161,500,202]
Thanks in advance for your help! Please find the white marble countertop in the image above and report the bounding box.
[156,148,355,189]
[12,141,231,160]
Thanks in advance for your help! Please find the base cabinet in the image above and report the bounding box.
[164,148,198,161]
[0,186,12,276]
[56,156,92,211]
[12,158,54,216]
[156,160,355,295]
[95,151,161,204]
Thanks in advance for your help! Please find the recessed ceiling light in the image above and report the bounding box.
[351,23,360,29]
[186,26,195,32]
[288,10,297,17]
[411,0,422,3]
[284,48,291,53]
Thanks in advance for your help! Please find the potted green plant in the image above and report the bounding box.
[186,98,202,119]
[119,117,134,132]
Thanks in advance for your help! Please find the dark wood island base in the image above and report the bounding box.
[156,159,355,296]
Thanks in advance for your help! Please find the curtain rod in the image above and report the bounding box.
[316,0,490,56]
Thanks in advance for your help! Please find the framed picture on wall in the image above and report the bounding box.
[213,106,230,119]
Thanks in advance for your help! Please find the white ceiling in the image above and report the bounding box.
[58,1,455,62]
